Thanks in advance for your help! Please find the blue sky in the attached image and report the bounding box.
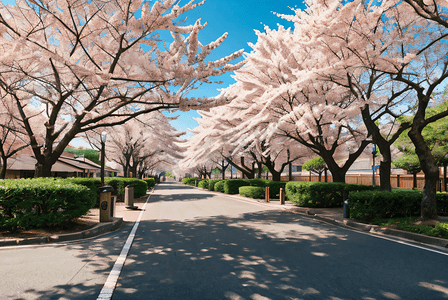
[1,0,305,144]
[167,0,304,138]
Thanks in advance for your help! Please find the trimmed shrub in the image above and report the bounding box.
[239,186,265,199]
[105,178,147,198]
[286,181,380,208]
[143,178,156,188]
[214,180,225,193]
[224,179,250,194]
[248,179,267,187]
[285,181,346,207]
[198,179,209,189]
[344,184,380,193]
[208,179,223,191]
[265,180,287,199]
[66,177,101,206]
[181,178,196,186]
[348,190,422,220]
[0,178,94,230]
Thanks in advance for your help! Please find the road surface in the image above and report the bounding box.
[1,181,447,299]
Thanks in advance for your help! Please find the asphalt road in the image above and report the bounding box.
[1,181,447,300]
[113,182,448,300]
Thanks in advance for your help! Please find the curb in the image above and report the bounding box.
[289,207,448,249]
[194,186,448,249]
[0,217,123,247]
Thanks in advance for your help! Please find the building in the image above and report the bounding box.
[4,152,118,179]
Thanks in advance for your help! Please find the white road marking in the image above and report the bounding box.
[97,194,151,300]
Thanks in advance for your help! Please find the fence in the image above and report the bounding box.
[217,172,447,192]
[274,174,446,192]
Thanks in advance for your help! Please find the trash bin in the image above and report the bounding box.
[98,186,114,222]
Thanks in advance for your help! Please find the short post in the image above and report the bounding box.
[265,186,270,203]
[110,195,117,218]
[98,186,114,222]
[280,188,285,205]
[342,189,349,219]
[125,185,138,209]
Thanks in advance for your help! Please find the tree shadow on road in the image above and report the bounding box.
[12,224,134,300]
[114,209,448,300]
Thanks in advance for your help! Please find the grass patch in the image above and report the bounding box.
[370,217,448,239]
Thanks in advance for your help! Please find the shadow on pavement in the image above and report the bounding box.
[13,225,134,300]
[113,208,448,300]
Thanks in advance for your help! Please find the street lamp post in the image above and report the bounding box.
[372,144,377,186]
[100,131,107,186]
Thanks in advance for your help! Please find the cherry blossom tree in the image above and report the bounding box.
[181,96,308,181]
[278,0,448,219]
[276,0,417,191]
[0,94,29,178]
[215,24,370,183]
[0,0,243,177]
[85,111,184,179]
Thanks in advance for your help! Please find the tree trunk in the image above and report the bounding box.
[35,161,53,177]
[421,171,439,220]
[289,162,292,181]
[331,170,346,183]
[361,105,393,191]
[271,170,281,182]
[413,172,418,189]
[0,156,7,179]
[444,163,447,192]
[379,161,391,191]
[409,118,438,220]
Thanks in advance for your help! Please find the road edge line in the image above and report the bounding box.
[97,193,151,300]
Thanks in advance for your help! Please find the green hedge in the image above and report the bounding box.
[248,179,267,187]
[239,186,265,199]
[285,181,379,208]
[105,178,147,198]
[265,180,287,199]
[198,179,209,189]
[224,179,250,194]
[286,182,345,207]
[66,177,101,205]
[143,178,156,188]
[348,190,422,220]
[214,180,225,193]
[0,178,94,230]
[181,178,197,186]
[208,179,223,191]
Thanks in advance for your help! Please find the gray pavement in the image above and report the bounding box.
[112,181,448,300]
